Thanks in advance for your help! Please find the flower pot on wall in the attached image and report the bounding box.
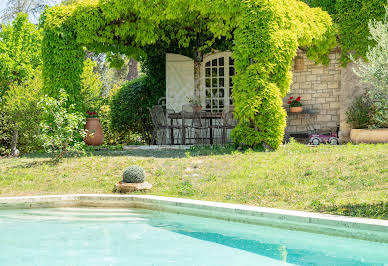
[350,128,388,144]
[85,118,104,146]
[290,106,303,113]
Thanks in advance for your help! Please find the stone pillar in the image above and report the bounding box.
[339,63,368,142]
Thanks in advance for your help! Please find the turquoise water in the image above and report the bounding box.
[0,208,387,266]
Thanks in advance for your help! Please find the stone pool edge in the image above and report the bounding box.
[0,194,387,243]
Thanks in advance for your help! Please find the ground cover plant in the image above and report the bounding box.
[1,142,387,220]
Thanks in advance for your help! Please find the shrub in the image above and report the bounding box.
[346,94,373,129]
[110,76,160,144]
[38,90,86,160]
[122,165,146,183]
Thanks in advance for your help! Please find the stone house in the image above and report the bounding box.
[165,49,366,142]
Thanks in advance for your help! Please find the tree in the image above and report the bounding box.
[0,0,51,23]
[2,70,42,156]
[0,13,42,156]
[0,13,42,96]
[353,6,388,128]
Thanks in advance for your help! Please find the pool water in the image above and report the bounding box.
[0,208,387,265]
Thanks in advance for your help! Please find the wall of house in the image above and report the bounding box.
[286,50,342,137]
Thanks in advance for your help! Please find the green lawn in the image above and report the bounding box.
[0,142,387,219]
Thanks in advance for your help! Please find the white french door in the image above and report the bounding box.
[201,52,235,112]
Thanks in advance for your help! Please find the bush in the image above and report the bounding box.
[346,94,373,129]
[122,165,146,183]
[38,90,86,160]
[110,76,160,144]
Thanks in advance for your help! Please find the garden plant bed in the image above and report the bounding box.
[0,142,387,219]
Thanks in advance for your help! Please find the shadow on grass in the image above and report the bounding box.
[20,144,251,160]
[322,202,388,220]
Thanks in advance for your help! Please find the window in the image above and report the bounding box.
[203,53,235,113]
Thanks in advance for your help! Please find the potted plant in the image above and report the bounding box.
[85,111,104,146]
[187,96,202,112]
[288,96,303,113]
[347,94,388,144]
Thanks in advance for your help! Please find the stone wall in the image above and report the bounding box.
[286,50,342,135]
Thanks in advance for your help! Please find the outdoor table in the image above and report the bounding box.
[168,112,223,145]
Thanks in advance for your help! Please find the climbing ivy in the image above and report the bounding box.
[306,0,387,64]
[42,0,334,149]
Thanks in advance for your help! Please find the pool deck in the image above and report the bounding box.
[1,194,387,243]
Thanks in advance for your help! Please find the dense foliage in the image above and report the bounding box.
[41,0,334,149]
[110,76,160,144]
[352,7,388,129]
[38,90,86,160]
[306,0,387,64]
[0,13,42,97]
[231,0,335,149]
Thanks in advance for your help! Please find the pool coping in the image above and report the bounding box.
[0,194,387,242]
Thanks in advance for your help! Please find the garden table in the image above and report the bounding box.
[168,112,223,145]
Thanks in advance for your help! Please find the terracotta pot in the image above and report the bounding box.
[350,128,388,144]
[290,106,303,113]
[192,105,202,112]
[85,118,104,146]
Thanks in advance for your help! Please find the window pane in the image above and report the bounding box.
[212,68,217,77]
[229,67,235,76]
[219,78,224,87]
[219,99,224,109]
[229,88,232,96]
[212,78,218,87]
[206,61,211,67]
[229,77,233,87]
[219,88,224,97]
[212,89,218,97]
[212,99,218,107]
[212,59,218,66]
[229,57,234,66]
[206,89,211,97]
[206,78,211,87]
[205,68,211,78]
[219,57,224,66]
[219,67,224,76]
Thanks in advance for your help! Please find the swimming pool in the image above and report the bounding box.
[0,207,387,265]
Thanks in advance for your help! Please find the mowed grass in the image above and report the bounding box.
[0,142,387,219]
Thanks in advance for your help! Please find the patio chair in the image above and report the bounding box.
[148,106,181,145]
[221,110,237,144]
[181,108,209,145]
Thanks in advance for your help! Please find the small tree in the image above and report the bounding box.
[353,6,388,128]
[0,13,42,156]
[2,70,42,156]
[39,90,86,161]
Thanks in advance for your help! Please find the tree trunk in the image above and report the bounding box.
[10,129,19,157]
[127,58,138,81]
[194,51,203,99]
